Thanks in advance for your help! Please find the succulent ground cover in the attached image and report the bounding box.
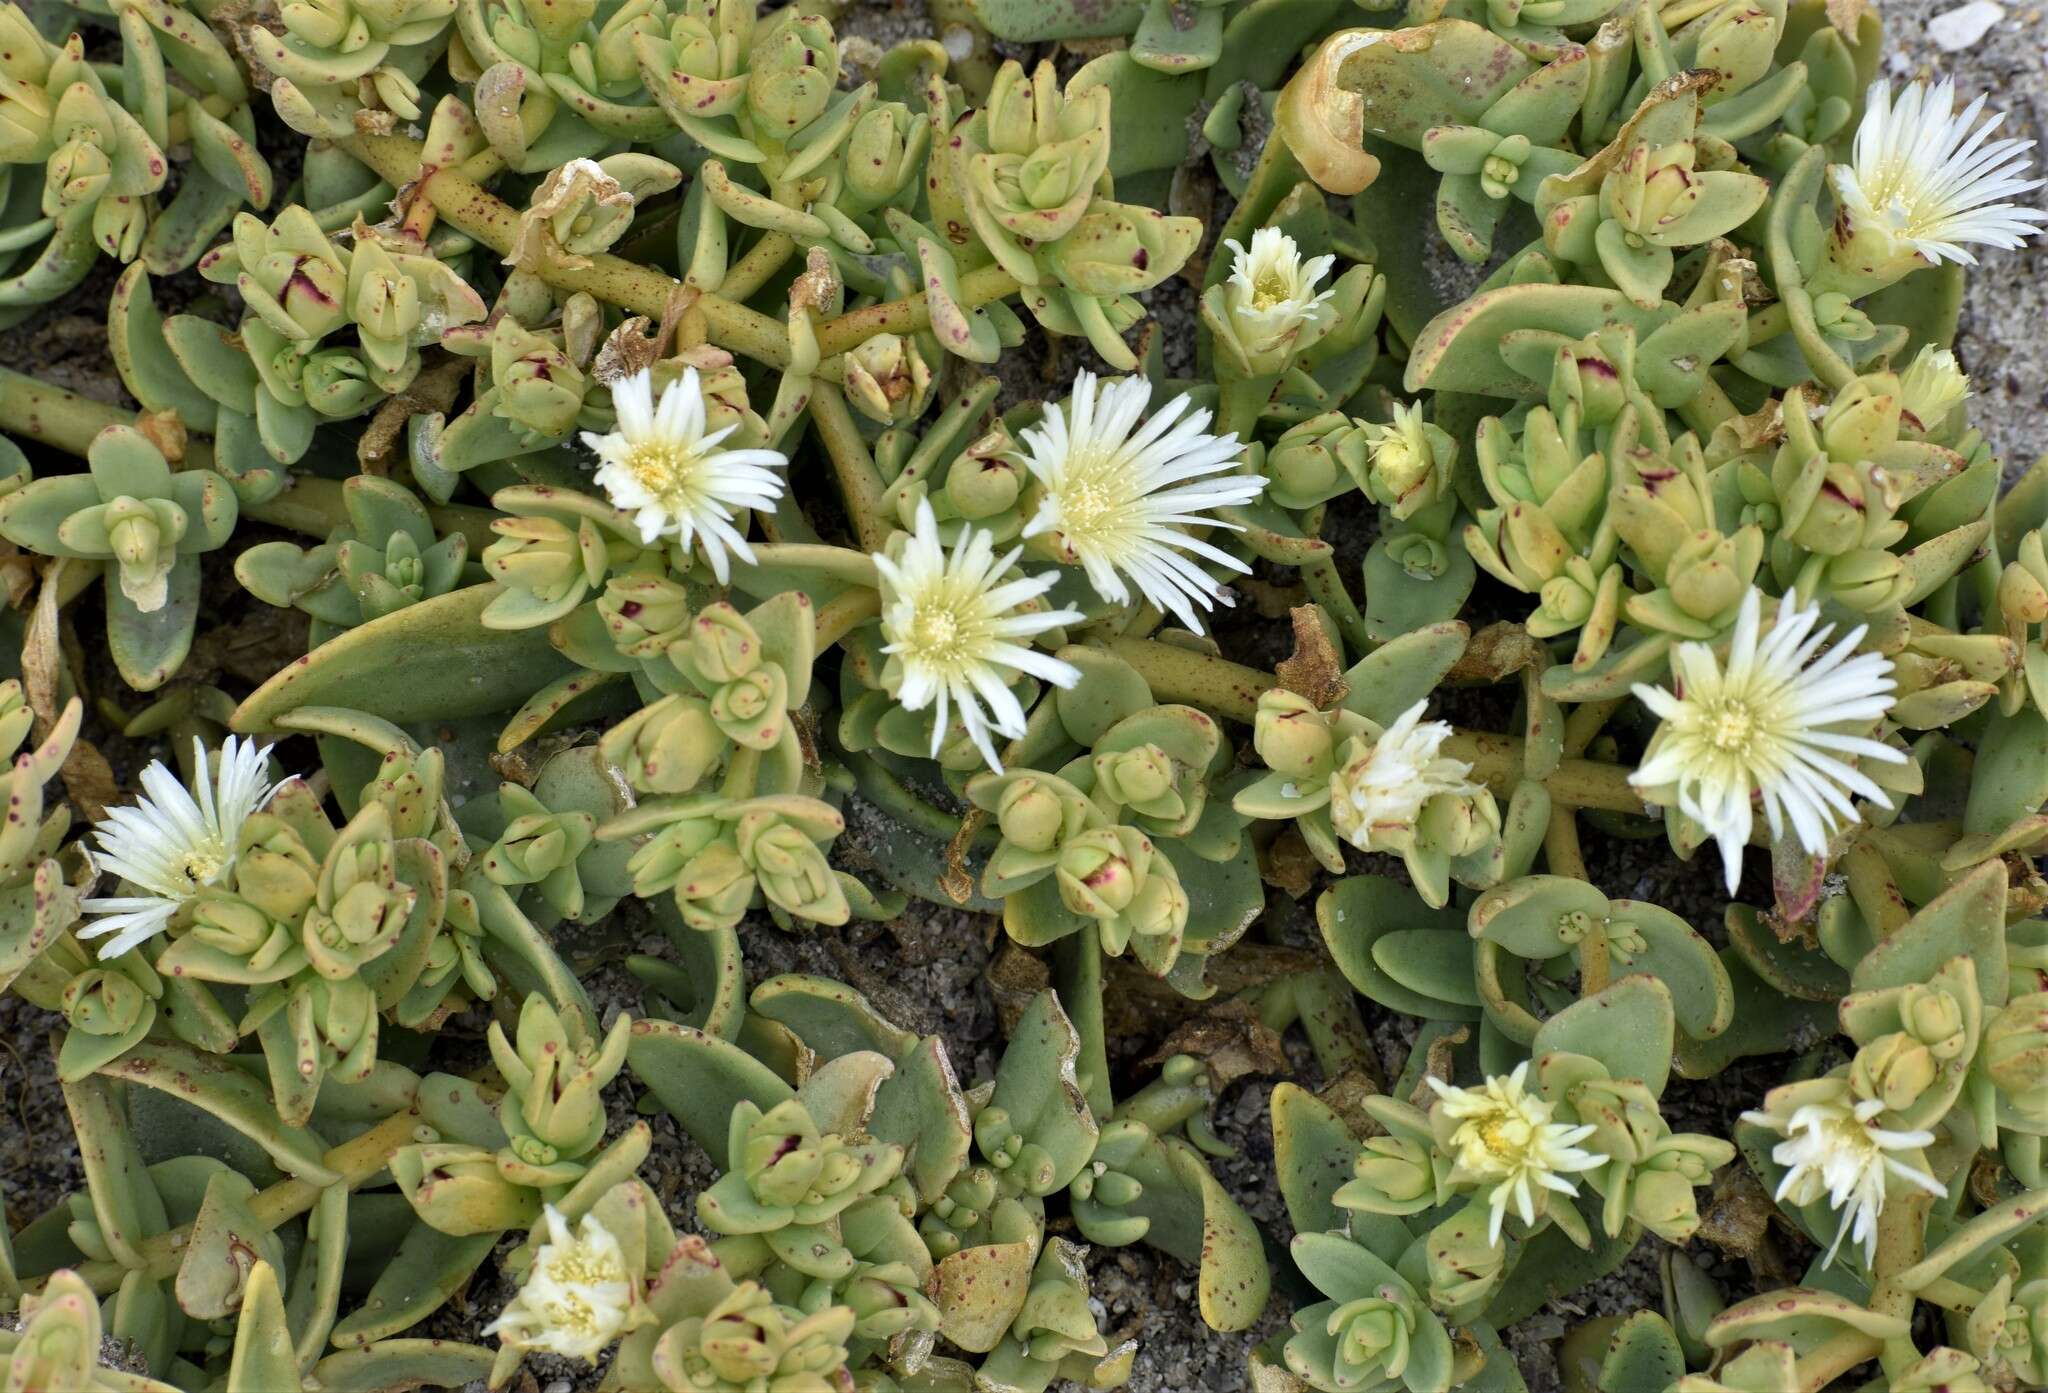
[0,0,2045,1390]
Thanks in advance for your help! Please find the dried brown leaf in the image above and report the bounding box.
[1140,998,1287,1088]
[1275,605,1348,707]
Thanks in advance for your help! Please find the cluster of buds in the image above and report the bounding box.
[611,793,852,932]
[1536,1054,1735,1244]
[0,423,235,616]
[971,769,1192,974]
[236,475,470,638]
[248,0,456,138]
[1236,690,1501,908]
[697,1098,904,1276]
[426,294,608,478]
[196,208,486,448]
[1465,330,1645,668]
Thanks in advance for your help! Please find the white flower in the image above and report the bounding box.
[1327,700,1481,851]
[582,366,787,582]
[1221,226,1336,344]
[874,500,1083,772]
[80,736,277,960]
[1832,79,2045,267]
[1629,588,1906,894]
[1742,1088,1946,1267]
[484,1205,638,1362]
[1897,344,1971,431]
[1015,370,1263,634]
[1426,1062,1607,1246]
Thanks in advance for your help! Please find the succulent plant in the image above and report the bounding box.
[0,2,2042,1391]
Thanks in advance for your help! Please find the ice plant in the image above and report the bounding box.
[583,366,788,581]
[1220,227,1336,346]
[1327,701,1482,851]
[79,737,277,960]
[483,1205,638,1362]
[4,6,2048,1391]
[1742,1088,1946,1267]
[1426,1062,1607,1246]
[1629,588,1906,892]
[1014,370,1263,634]
[1830,78,2045,271]
[873,500,1083,771]
[1898,344,1971,431]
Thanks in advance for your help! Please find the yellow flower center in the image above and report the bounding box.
[173,844,227,893]
[1706,699,1758,752]
[1252,268,1293,309]
[910,604,966,663]
[1058,473,1118,540]
[625,439,707,506]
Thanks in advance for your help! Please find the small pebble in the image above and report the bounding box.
[1927,0,2007,49]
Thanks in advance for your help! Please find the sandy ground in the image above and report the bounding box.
[0,2,2044,1391]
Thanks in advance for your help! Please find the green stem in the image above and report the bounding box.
[0,368,124,455]
[346,133,1020,368]
[58,1106,423,1296]
[1107,637,1659,816]
[1300,555,1370,653]
[0,371,499,548]
[807,382,894,554]
[720,232,797,302]
[813,584,881,649]
[347,133,790,366]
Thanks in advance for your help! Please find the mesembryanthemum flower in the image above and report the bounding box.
[1742,1082,1946,1267]
[583,365,787,581]
[1831,78,2045,271]
[1629,588,1906,892]
[1426,1062,1607,1246]
[1220,226,1336,357]
[484,1204,639,1362]
[80,736,277,960]
[873,500,1082,771]
[1015,369,1263,635]
[1326,700,1482,852]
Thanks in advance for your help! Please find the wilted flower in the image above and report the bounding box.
[81,737,278,959]
[1015,370,1262,634]
[873,500,1082,771]
[1327,701,1482,853]
[583,366,788,581]
[1629,588,1906,893]
[484,1205,638,1361]
[1742,1082,1946,1267]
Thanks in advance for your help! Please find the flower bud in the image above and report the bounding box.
[483,515,608,605]
[1093,744,1182,820]
[491,319,587,440]
[1983,992,2048,1125]
[597,572,692,657]
[1057,828,1139,917]
[1898,345,1970,434]
[945,454,1024,520]
[61,966,153,1038]
[1252,688,1334,778]
[680,602,761,685]
[601,695,727,795]
[745,6,838,136]
[995,776,1071,853]
[1361,402,1454,520]
[1850,1032,1939,1112]
[842,332,934,426]
[735,801,848,927]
